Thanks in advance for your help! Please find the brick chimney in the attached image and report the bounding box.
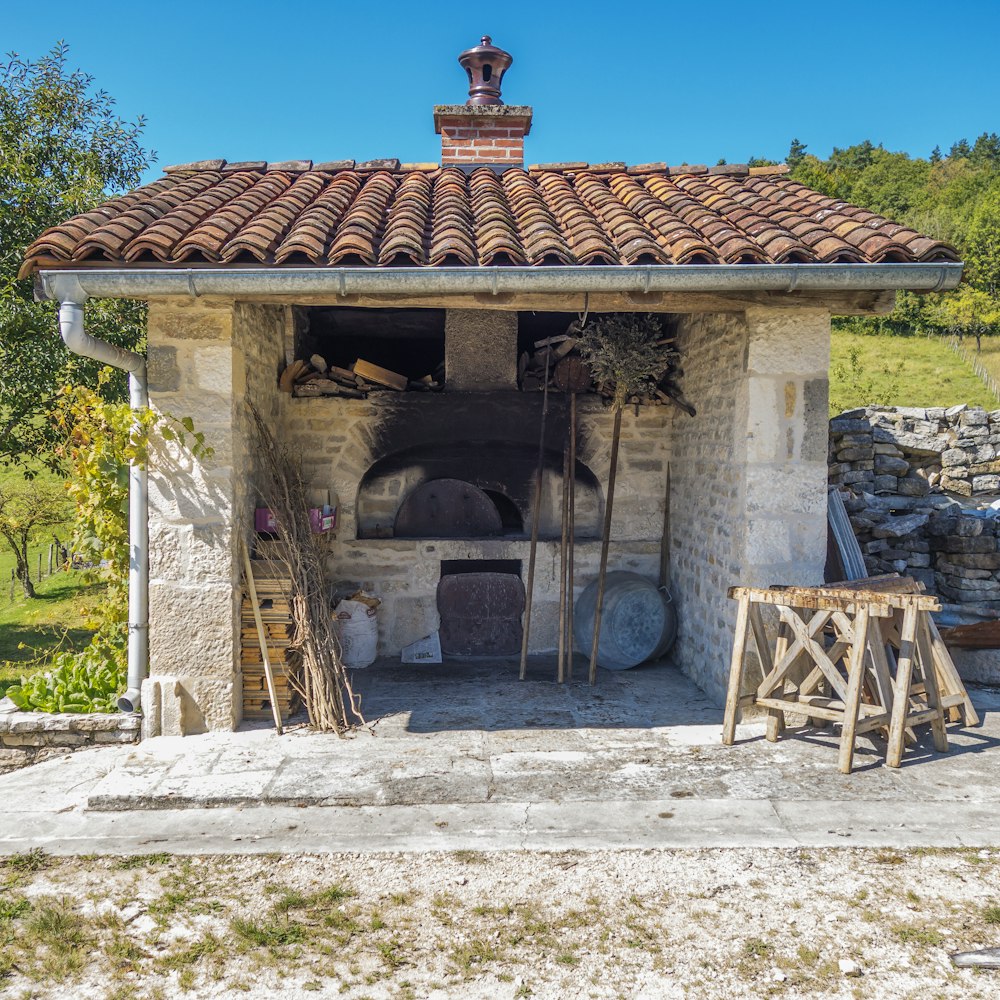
[433,36,532,170]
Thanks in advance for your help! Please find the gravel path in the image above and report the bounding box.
[2,847,999,998]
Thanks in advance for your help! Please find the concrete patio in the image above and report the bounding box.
[2,657,999,855]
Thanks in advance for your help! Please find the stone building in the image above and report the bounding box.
[21,38,962,736]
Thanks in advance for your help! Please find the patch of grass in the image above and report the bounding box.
[893,924,945,947]
[797,944,820,966]
[112,853,171,870]
[983,905,1000,925]
[0,897,30,922]
[874,851,906,866]
[231,917,307,948]
[743,937,774,958]
[449,937,499,973]
[4,848,51,874]
[830,331,997,413]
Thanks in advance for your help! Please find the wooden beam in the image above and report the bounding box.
[149,289,893,316]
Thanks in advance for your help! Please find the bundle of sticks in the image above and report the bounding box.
[518,328,694,416]
[280,354,444,398]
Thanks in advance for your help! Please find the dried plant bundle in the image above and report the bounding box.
[246,402,364,734]
[576,313,682,410]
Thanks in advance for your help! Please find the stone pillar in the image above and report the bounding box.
[445,309,518,390]
[142,299,245,735]
[669,307,830,704]
[741,306,831,587]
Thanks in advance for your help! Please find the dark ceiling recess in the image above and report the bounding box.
[302,307,445,381]
[516,311,580,361]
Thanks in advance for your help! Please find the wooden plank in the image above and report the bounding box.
[916,615,949,754]
[729,585,936,615]
[755,697,889,728]
[353,359,407,391]
[838,605,871,775]
[928,619,980,726]
[722,593,752,745]
[887,606,919,768]
[747,603,784,741]
[242,539,283,736]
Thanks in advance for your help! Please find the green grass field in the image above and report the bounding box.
[960,335,1000,397]
[0,466,96,697]
[829,331,998,413]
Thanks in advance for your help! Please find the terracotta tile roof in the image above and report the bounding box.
[20,161,959,276]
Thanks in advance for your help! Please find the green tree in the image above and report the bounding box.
[0,479,70,597]
[0,43,153,466]
[965,186,1000,296]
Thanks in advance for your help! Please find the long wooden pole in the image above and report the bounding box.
[557,439,570,682]
[566,390,577,680]
[520,350,552,680]
[589,405,623,685]
[241,538,283,735]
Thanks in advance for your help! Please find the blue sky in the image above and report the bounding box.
[6,0,999,185]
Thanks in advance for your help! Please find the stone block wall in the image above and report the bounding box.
[0,709,140,748]
[829,405,1000,497]
[671,308,831,704]
[144,299,285,736]
[283,393,670,653]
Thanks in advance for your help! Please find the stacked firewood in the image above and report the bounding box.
[240,561,302,720]
[280,354,444,398]
[518,323,694,415]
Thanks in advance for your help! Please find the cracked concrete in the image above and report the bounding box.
[1,657,999,854]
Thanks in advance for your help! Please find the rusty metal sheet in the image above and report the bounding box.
[395,479,502,538]
[437,572,525,656]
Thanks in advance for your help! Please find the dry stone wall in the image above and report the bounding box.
[829,404,1000,498]
[830,405,1000,614]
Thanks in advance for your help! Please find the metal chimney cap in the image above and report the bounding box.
[458,36,513,106]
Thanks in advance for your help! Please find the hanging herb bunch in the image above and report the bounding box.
[576,313,690,414]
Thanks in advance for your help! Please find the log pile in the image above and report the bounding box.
[518,323,694,415]
[280,353,444,398]
[241,571,302,720]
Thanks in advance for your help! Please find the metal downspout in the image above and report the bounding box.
[56,297,148,713]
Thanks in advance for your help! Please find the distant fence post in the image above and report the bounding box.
[48,543,54,576]
[945,334,1000,404]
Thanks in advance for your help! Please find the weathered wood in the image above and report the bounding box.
[886,606,919,769]
[199,289,896,316]
[748,604,783,741]
[589,404,623,686]
[838,605,870,774]
[916,616,949,754]
[520,347,552,680]
[353,359,407,391]
[722,593,752,746]
[241,539,283,736]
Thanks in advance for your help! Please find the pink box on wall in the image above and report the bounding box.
[255,507,337,535]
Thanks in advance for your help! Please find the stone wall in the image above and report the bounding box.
[0,707,139,749]
[829,404,1000,497]
[144,299,286,736]
[842,491,1000,612]
[670,308,831,703]
[284,392,670,653]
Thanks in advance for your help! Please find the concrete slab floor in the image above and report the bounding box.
[2,656,999,855]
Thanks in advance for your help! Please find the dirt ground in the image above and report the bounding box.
[1,847,999,999]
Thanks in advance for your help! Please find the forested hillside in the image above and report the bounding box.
[767,134,1000,339]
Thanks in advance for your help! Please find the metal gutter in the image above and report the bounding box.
[56,297,148,715]
[39,263,963,302]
